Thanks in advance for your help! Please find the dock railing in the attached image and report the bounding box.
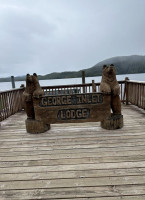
[41,80,125,102]
[0,79,145,122]
[0,88,24,122]
[125,80,145,109]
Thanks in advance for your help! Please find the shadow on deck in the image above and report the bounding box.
[0,104,145,199]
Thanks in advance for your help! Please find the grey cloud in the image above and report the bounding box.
[0,5,56,64]
[0,0,145,77]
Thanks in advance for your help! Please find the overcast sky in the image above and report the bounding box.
[0,0,145,77]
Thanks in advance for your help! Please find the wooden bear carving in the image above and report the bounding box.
[100,64,121,114]
[23,73,44,119]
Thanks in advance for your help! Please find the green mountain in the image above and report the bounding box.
[39,55,145,80]
[84,55,145,76]
[0,55,145,82]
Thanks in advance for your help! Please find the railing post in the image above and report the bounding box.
[92,80,96,92]
[82,71,85,84]
[11,76,15,89]
[20,84,25,110]
[82,71,85,93]
[125,77,129,105]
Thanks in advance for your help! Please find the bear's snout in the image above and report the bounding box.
[108,67,114,74]
[26,76,33,83]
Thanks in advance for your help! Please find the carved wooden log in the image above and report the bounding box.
[101,114,123,130]
[25,119,50,134]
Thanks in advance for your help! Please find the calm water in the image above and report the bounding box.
[0,73,145,91]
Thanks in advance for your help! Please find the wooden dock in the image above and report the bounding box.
[0,104,145,199]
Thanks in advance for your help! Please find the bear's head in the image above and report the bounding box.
[26,74,33,84]
[25,73,38,94]
[31,73,39,87]
[102,64,116,79]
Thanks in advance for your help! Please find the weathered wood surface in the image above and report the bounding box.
[101,114,123,129]
[25,119,50,134]
[0,105,145,199]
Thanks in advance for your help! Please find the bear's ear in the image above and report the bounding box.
[33,73,37,77]
[103,65,107,69]
[110,64,114,66]
[26,74,30,77]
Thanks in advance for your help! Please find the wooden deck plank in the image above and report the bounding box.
[0,104,145,199]
[0,186,145,199]
[0,168,145,182]
[1,176,145,190]
[1,155,145,168]
[1,141,145,156]
[0,149,145,161]
[1,161,145,174]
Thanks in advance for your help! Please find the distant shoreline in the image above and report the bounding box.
[1,73,145,92]
[0,72,145,83]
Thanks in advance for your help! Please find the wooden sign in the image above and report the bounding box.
[34,93,111,124]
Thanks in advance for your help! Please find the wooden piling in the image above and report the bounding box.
[82,71,85,93]
[92,80,96,92]
[11,76,15,89]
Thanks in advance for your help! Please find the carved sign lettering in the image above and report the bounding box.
[39,93,103,107]
[34,93,111,123]
[57,108,90,120]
